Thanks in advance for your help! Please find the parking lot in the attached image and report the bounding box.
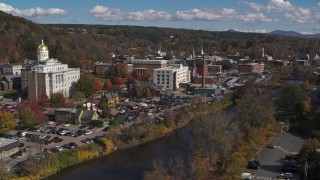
[245,132,305,180]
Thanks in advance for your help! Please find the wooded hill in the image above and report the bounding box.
[1,10,320,68]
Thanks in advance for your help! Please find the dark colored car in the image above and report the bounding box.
[247,160,260,170]
[53,137,63,143]
[266,144,275,149]
[19,143,24,148]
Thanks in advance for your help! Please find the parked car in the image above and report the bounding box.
[266,144,275,149]
[247,160,260,170]
[79,125,86,129]
[47,121,55,125]
[64,124,70,127]
[84,130,92,135]
[280,172,293,179]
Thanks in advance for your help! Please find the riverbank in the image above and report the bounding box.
[7,96,233,180]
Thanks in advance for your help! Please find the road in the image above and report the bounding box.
[245,132,305,180]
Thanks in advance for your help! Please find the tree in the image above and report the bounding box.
[278,84,306,116]
[39,91,50,108]
[112,77,124,85]
[163,109,175,128]
[301,79,311,89]
[135,85,143,97]
[94,78,103,91]
[297,138,320,163]
[100,101,111,118]
[144,87,151,97]
[109,63,128,78]
[50,92,66,107]
[75,75,95,97]
[20,101,45,124]
[303,96,312,115]
[104,80,113,90]
[0,110,16,135]
[143,160,170,180]
[237,93,274,136]
[72,91,86,104]
[19,107,36,128]
[142,69,153,81]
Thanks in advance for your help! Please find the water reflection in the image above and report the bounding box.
[45,128,192,180]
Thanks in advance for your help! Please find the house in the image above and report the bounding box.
[101,92,119,107]
[55,108,99,125]
[0,75,21,91]
[93,62,112,76]
[1,63,23,75]
[55,108,77,124]
[75,110,99,125]
[0,138,20,158]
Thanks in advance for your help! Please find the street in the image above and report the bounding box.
[245,132,305,180]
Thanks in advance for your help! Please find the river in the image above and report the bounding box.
[45,127,193,180]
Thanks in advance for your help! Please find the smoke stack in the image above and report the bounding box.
[202,53,205,88]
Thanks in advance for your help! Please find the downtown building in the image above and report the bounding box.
[153,64,190,90]
[21,40,80,101]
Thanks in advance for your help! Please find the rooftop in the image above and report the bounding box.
[0,138,18,148]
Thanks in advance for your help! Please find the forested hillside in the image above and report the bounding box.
[1,10,320,68]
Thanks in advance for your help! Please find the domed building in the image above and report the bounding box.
[21,40,80,101]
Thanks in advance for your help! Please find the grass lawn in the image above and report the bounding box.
[95,75,109,83]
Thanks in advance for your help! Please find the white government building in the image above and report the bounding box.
[21,40,80,101]
[153,64,190,90]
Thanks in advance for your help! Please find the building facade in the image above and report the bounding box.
[0,138,20,158]
[153,64,190,90]
[238,63,264,73]
[1,63,23,75]
[23,40,80,101]
[132,59,168,74]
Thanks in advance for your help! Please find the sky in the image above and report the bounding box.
[0,0,320,34]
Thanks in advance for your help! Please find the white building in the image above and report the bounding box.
[153,64,190,90]
[22,40,80,101]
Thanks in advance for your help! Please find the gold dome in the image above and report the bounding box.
[38,39,48,51]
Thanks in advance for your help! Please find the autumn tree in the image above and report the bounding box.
[109,63,128,78]
[144,87,151,97]
[143,160,170,180]
[50,92,66,107]
[301,79,311,90]
[20,101,45,124]
[19,107,36,128]
[94,78,103,91]
[72,91,86,104]
[111,77,124,85]
[298,138,320,161]
[237,93,275,136]
[0,110,16,135]
[104,80,113,90]
[135,85,143,97]
[142,69,153,80]
[303,96,312,115]
[38,91,50,108]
